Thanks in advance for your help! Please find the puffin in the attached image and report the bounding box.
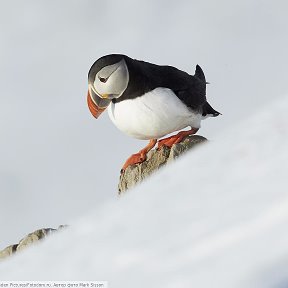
[87,54,220,171]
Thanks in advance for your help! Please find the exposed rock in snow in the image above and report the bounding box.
[118,135,207,193]
[0,244,17,260]
[0,226,67,260]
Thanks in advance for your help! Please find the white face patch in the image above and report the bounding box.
[93,59,129,99]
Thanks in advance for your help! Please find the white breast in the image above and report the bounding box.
[108,87,202,140]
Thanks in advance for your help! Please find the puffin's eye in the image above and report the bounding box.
[99,76,107,83]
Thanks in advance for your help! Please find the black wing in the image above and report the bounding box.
[121,58,207,111]
[146,64,207,110]
[173,65,207,111]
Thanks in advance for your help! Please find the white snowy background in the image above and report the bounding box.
[0,0,288,285]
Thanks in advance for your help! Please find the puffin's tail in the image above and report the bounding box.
[194,65,206,83]
[195,65,221,117]
[202,101,221,117]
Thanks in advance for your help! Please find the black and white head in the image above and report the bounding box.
[87,54,129,118]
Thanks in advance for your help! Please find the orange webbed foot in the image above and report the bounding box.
[121,152,147,172]
[157,134,180,149]
[121,139,157,172]
[157,128,199,149]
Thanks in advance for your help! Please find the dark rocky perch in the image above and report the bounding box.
[118,135,207,194]
[0,225,67,260]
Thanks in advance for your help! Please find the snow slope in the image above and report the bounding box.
[0,95,288,287]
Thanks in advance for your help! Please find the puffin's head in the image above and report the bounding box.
[87,54,129,118]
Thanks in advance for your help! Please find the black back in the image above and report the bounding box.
[89,54,220,115]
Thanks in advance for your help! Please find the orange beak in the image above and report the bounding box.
[87,90,108,119]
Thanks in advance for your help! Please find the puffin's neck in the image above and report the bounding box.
[113,59,152,104]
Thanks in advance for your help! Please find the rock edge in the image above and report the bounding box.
[0,225,67,260]
[118,135,207,194]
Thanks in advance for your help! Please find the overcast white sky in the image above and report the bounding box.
[0,0,288,248]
